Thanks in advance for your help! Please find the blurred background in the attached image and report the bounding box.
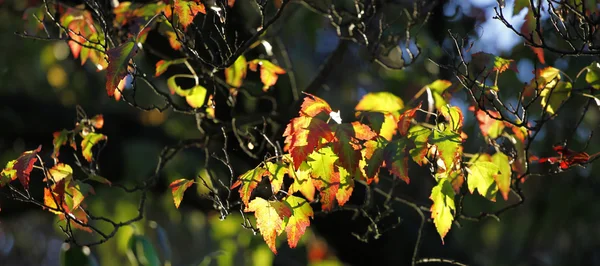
[1,0,600,265]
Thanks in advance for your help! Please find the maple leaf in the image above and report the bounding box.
[106,41,138,97]
[283,116,335,168]
[12,146,42,190]
[397,103,421,136]
[81,133,107,162]
[439,105,463,132]
[492,152,512,200]
[266,161,288,194]
[524,66,561,96]
[284,195,314,248]
[470,106,505,139]
[52,129,70,160]
[331,122,376,176]
[248,59,286,91]
[312,170,340,211]
[335,166,354,206]
[225,55,247,88]
[426,80,452,110]
[355,92,404,114]
[66,180,94,211]
[430,178,455,244]
[359,112,397,141]
[89,115,104,129]
[430,126,462,172]
[407,125,431,166]
[173,0,206,30]
[540,81,572,114]
[467,154,499,201]
[362,137,387,180]
[299,93,333,117]
[307,146,338,180]
[247,197,292,253]
[289,162,316,201]
[170,179,194,208]
[383,139,410,183]
[48,163,73,183]
[471,52,519,74]
[155,58,186,77]
[586,62,600,89]
[231,166,269,206]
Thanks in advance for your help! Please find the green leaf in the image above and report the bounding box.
[52,129,70,159]
[307,146,338,180]
[363,137,388,180]
[128,235,161,266]
[167,76,208,108]
[407,125,431,166]
[430,178,455,244]
[355,92,404,114]
[383,138,410,183]
[154,58,186,77]
[586,62,600,89]
[88,174,112,186]
[426,80,452,110]
[492,152,512,201]
[1,160,17,187]
[540,81,572,114]
[81,133,107,163]
[225,55,247,88]
[467,155,499,201]
[169,179,194,208]
[266,161,288,194]
[288,162,315,201]
[431,127,462,171]
[439,105,463,131]
[106,41,137,97]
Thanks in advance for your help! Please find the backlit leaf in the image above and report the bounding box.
[155,58,186,77]
[525,66,560,95]
[299,93,333,117]
[426,80,452,110]
[540,81,572,114]
[439,105,463,132]
[467,155,499,201]
[312,169,340,211]
[81,133,106,162]
[471,106,505,139]
[247,197,292,254]
[472,52,518,74]
[585,62,600,89]
[307,146,338,181]
[225,55,247,88]
[266,161,288,194]
[289,162,315,201]
[52,130,70,159]
[383,139,410,183]
[431,127,462,171]
[430,178,455,244]
[248,59,286,91]
[355,92,404,114]
[492,152,512,200]
[398,103,421,136]
[363,137,387,180]
[173,0,206,30]
[1,160,17,187]
[170,179,194,208]
[407,125,431,166]
[49,163,73,183]
[231,166,269,206]
[167,76,208,108]
[106,41,137,97]
[13,145,42,190]
[284,195,313,248]
[335,165,354,206]
[359,112,397,141]
[283,116,334,168]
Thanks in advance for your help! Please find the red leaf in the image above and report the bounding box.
[231,166,269,206]
[14,146,42,190]
[283,117,335,169]
[173,0,206,30]
[398,103,421,136]
[106,41,138,97]
[469,106,505,139]
[299,93,333,117]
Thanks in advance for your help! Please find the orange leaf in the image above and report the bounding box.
[283,116,335,168]
[247,198,292,253]
[173,0,206,30]
[299,93,333,117]
[231,166,269,206]
[283,195,313,248]
[398,103,421,136]
[170,179,194,208]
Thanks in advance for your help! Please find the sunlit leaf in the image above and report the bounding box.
[247,197,292,254]
[266,161,287,194]
[540,81,572,114]
[467,155,499,201]
[383,138,410,183]
[585,62,600,89]
[52,130,70,160]
[430,127,462,171]
[332,122,376,176]
[283,195,313,248]
[359,112,397,141]
[49,163,73,183]
[312,169,340,211]
[472,52,518,74]
[170,179,194,208]
[355,92,404,114]
[470,106,505,139]
[299,93,333,117]
[407,125,431,166]
[248,59,286,91]
[426,80,452,110]
[439,105,463,132]
[1,160,17,187]
[289,162,316,201]
[397,103,421,136]
[167,76,208,108]
[231,166,269,206]
[106,41,137,97]
[155,58,186,77]
[525,66,560,95]
[430,178,455,244]
[173,0,206,30]
[335,165,354,206]
[492,152,512,200]
[225,55,247,88]
[12,145,42,190]
[283,116,335,168]
[81,133,106,163]
[307,146,338,181]
[362,137,387,180]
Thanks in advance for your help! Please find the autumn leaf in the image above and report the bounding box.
[492,152,512,200]
[12,145,42,190]
[225,55,247,88]
[167,76,208,108]
[48,163,73,183]
[471,52,518,74]
[1,160,17,187]
[332,122,376,175]
[248,59,286,91]
[52,129,70,159]
[430,178,455,244]
[106,41,137,97]
[362,137,387,180]
[266,161,288,194]
[355,92,404,114]
[283,116,335,168]
[470,106,505,139]
[231,166,269,206]
[170,179,194,208]
[81,133,107,162]
[312,170,340,211]
[586,62,600,89]
[359,112,397,141]
[537,145,590,170]
[299,93,334,117]
[284,195,314,248]
[467,154,499,201]
[289,162,316,201]
[247,197,292,253]
[439,105,463,132]
[173,0,206,30]
[540,81,572,114]
[307,146,338,181]
[383,138,410,183]
[89,115,104,129]
[407,125,431,166]
[398,103,421,136]
[430,127,462,172]
[155,58,186,77]
[335,166,354,206]
[524,66,560,96]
